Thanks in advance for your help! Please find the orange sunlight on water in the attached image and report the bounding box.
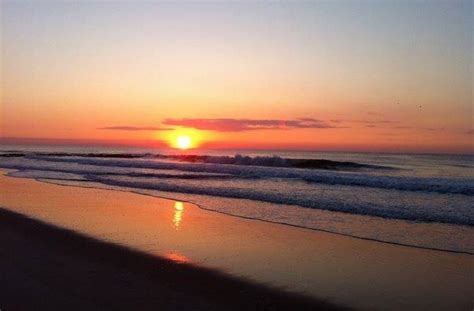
[173,201,184,229]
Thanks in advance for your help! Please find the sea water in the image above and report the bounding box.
[1,144,472,253]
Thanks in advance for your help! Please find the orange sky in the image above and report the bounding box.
[1,1,472,153]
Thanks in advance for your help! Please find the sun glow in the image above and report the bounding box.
[176,135,192,150]
[163,128,207,150]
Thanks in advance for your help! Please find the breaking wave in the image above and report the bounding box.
[0,150,473,228]
[18,155,474,195]
[1,151,390,170]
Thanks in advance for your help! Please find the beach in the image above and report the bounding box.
[1,171,473,310]
[3,1,473,309]
[0,208,342,311]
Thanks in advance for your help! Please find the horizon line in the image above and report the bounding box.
[1,136,473,156]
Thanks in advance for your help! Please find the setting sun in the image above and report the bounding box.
[176,135,192,150]
[163,128,207,150]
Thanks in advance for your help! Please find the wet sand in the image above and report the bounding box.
[1,171,473,310]
[0,208,343,310]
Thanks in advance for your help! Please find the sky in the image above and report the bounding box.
[1,0,472,153]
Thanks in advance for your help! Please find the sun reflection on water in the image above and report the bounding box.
[173,201,184,229]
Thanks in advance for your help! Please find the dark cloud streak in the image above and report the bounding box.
[98,126,173,131]
[330,119,400,125]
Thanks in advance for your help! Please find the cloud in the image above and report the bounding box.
[422,127,445,131]
[330,119,400,125]
[383,125,447,132]
[297,117,324,122]
[98,126,173,131]
[330,119,448,132]
[162,118,339,132]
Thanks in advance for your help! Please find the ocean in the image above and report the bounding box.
[1,144,473,253]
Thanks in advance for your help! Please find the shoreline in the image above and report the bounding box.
[8,170,473,255]
[1,172,473,310]
[33,177,474,256]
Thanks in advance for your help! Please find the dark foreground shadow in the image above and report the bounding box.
[0,208,349,311]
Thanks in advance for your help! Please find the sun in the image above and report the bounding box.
[162,128,207,150]
[176,135,192,150]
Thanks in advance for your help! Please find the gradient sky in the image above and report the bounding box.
[1,0,472,153]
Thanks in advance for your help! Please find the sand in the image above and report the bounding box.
[0,208,343,310]
[0,171,473,310]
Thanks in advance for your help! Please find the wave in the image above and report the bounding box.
[1,151,392,170]
[0,162,238,180]
[0,151,150,159]
[160,154,391,170]
[83,174,474,226]
[30,178,474,255]
[1,157,472,226]
[23,156,474,195]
